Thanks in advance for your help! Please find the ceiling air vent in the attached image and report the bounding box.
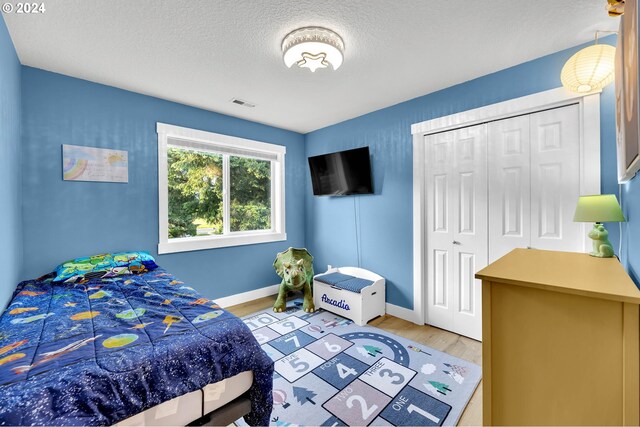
[230,98,256,108]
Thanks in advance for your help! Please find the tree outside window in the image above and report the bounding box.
[167,147,271,239]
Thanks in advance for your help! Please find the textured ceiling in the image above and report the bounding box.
[4,0,617,133]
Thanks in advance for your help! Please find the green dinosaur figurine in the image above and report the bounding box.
[273,247,315,313]
[588,224,615,258]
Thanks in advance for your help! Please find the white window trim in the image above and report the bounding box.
[156,122,286,254]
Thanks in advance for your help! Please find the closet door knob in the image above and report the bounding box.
[452,241,461,245]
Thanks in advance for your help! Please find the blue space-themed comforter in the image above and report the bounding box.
[0,268,274,426]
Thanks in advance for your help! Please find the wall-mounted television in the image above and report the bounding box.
[308,147,373,196]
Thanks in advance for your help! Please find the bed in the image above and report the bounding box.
[0,261,273,426]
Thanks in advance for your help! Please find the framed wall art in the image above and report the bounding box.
[62,144,128,183]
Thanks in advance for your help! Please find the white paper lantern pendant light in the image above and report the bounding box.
[282,27,345,72]
[561,31,617,93]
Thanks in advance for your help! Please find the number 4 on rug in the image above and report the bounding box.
[336,363,357,379]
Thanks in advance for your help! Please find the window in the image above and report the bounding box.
[157,123,286,254]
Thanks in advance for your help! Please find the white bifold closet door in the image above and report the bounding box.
[488,105,582,263]
[529,106,582,252]
[488,115,531,263]
[426,103,582,341]
[425,124,487,342]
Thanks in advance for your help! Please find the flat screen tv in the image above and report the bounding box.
[308,147,373,196]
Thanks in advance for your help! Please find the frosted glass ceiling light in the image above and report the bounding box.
[282,27,344,72]
[561,32,616,93]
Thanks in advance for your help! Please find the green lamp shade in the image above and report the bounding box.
[573,194,626,223]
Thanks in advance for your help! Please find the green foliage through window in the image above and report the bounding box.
[167,147,271,239]
[231,157,271,231]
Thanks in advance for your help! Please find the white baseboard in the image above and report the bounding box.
[215,285,423,326]
[385,303,422,325]
[215,284,279,308]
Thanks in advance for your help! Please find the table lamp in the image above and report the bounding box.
[573,194,625,258]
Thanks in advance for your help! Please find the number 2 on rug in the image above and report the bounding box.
[346,395,379,420]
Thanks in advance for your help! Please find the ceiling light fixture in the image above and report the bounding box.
[282,27,344,73]
[560,31,617,93]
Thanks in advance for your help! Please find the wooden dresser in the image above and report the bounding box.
[476,249,640,426]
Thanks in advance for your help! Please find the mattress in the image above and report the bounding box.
[117,371,254,426]
[0,268,273,426]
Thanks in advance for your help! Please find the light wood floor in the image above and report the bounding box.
[226,295,482,426]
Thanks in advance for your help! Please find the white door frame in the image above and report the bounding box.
[411,87,602,325]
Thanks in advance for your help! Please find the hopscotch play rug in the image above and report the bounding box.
[237,301,481,426]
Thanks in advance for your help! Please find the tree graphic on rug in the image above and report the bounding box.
[443,362,467,384]
[356,345,382,358]
[292,386,317,405]
[425,380,452,396]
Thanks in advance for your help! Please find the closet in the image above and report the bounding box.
[424,103,584,340]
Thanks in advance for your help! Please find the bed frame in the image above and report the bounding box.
[116,371,255,426]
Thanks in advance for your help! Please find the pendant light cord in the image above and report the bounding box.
[595,30,619,44]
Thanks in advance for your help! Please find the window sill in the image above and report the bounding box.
[158,231,287,254]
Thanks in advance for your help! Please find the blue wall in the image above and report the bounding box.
[305,38,620,309]
[621,181,639,283]
[21,67,306,299]
[13,35,627,311]
[0,16,22,311]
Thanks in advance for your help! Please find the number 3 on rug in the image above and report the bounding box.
[379,368,405,385]
[346,395,378,420]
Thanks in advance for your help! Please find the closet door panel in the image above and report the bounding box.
[530,105,582,252]
[425,102,589,341]
[425,132,454,330]
[488,116,531,263]
[451,124,487,341]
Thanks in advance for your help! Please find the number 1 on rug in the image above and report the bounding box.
[408,403,440,423]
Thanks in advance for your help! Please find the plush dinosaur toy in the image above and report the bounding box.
[273,247,315,313]
[588,224,615,258]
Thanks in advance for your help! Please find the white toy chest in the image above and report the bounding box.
[313,267,385,326]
